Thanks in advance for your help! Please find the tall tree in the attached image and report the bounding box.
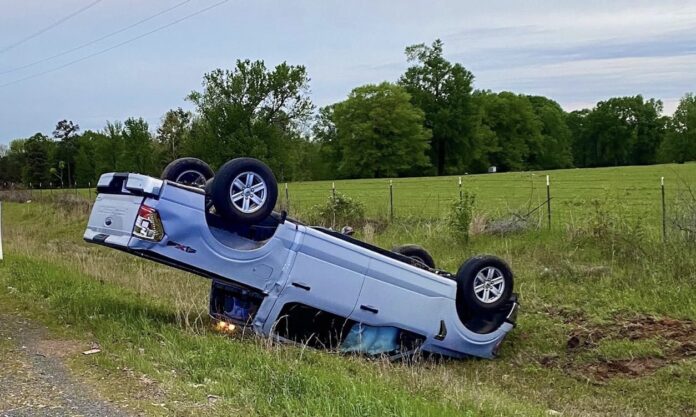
[328,82,431,178]
[399,39,477,175]
[22,133,52,185]
[473,91,543,172]
[157,108,192,162]
[658,93,696,163]
[53,120,80,185]
[527,96,574,169]
[120,118,153,174]
[187,59,313,177]
[568,96,665,167]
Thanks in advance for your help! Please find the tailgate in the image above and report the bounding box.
[83,173,163,248]
[84,193,143,247]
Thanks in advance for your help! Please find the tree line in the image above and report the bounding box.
[1,39,695,187]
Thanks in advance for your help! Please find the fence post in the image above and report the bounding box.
[458,176,462,201]
[285,183,290,214]
[661,177,666,242]
[389,180,394,221]
[88,182,92,201]
[546,175,551,230]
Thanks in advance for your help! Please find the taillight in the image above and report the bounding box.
[133,204,164,241]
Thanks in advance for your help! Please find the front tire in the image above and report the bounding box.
[456,255,513,313]
[161,157,214,187]
[209,158,278,225]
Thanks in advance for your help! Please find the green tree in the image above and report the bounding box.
[658,93,696,163]
[569,96,665,167]
[120,118,153,174]
[187,59,313,178]
[329,82,431,178]
[527,96,574,169]
[399,39,477,175]
[22,133,52,185]
[157,108,192,163]
[93,121,124,176]
[52,120,80,185]
[473,91,543,172]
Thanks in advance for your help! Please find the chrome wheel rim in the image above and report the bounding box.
[230,171,267,214]
[473,266,505,304]
[175,170,207,187]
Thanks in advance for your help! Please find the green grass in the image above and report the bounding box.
[1,163,695,416]
[285,163,696,233]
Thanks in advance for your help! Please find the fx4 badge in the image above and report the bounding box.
[167,241,197,253]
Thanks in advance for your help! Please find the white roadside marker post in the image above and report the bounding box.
[0,201,4,261]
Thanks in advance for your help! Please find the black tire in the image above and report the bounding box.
[209,158,278,225]
[392,244,436,269]
[456,255,513,313]
[161,157,214,187]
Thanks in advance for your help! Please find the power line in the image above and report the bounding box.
[0,0,193,76]
[0,0,105,55]
[0,0,230,88]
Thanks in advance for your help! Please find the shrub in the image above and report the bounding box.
[448,191,475,242]
[308,192,366,229]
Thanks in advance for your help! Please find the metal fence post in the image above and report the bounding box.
[661,177,666,242]
[458,176,462,201]
[389,180,394,221]
[88,182,92,201]
[285,183,290,214]
[546,175,551,230]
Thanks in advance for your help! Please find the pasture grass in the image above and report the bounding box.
[1,163,695,416]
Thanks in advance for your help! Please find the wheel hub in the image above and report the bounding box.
[473,266,505,304]
[229,171,267,214]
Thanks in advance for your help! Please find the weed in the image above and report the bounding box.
[448,190,475,242]
[307,191,366,229]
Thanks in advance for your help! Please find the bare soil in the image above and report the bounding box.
[539,307,696,382]
[0,312,133,417]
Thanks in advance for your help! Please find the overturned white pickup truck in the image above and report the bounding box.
[84,157,518,359]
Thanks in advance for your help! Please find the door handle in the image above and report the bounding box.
[360,304,379,314]
[291,282,311,291]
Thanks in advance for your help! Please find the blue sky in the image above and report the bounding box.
[1,0,695,145]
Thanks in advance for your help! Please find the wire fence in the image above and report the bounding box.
[0,171,691,240]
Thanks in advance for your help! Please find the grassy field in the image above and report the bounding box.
[1,163,695,416]
[286,163,696,234]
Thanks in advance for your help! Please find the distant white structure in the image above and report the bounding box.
[488,166,497,173]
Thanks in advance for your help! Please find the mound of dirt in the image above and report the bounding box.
[539,308,695,382]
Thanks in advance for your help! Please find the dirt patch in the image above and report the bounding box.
[35,339,85,359]
[539,309,696,382]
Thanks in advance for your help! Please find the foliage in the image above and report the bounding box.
[186,59,314,180]
[569,95,666,167]
[399,39,477,175]
[157,107,192,162]
[448,190,476,242]
[322,82,431,178]
[658,93,696,163]
[1,42,695,187]
[308,192,366,228]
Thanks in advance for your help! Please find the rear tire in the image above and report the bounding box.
[161,157,214,187]
[392,244,436,269]
[209,158,278,225]
[456,255,513,313]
